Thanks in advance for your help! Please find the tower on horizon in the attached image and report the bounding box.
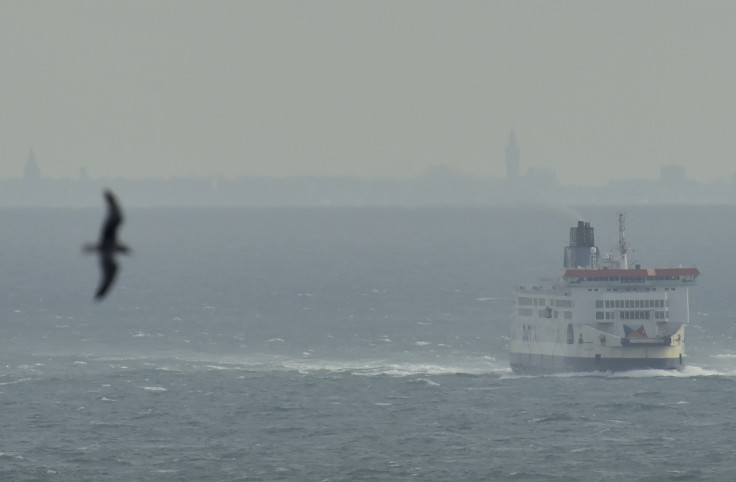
[24,149,41,181]
[505,130,520,181]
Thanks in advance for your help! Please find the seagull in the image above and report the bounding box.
[83,189,131,300]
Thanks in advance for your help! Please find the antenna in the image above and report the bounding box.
[618,213,628,269]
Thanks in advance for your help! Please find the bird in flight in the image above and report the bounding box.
[83,190,131,300]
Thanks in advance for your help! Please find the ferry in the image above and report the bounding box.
[509,214,698,374]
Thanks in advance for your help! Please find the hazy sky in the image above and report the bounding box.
[1,1,735,184]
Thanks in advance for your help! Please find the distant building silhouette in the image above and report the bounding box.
[505,130,520,181]
[24,149,41,181]
[660,164,686,185]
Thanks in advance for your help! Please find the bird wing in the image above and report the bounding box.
[95,253,118,300]
[99,190,123,247]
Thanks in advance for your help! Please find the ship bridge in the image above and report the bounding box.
[562,267,699,286]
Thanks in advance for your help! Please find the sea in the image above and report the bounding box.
[1,204,735,481]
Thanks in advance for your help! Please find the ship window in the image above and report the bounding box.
[567,324,574,344]
[596,300,604,308]
[596,312,604,320]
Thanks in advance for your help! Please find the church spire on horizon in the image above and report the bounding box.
[24,148,42,181]
[505,130,520,181]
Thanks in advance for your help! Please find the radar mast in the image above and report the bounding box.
[619,213,628,269]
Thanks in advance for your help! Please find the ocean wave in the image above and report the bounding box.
[120,353,512,377]
[711,353,736,359]
[0,377,36,386]
[280,359,508,377]
[142,386,168,392]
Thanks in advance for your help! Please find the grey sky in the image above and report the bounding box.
[1,1,735,184]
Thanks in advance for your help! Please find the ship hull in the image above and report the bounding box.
[509,352,683,375]
[509,321,686,375]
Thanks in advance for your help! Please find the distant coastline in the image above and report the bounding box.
[0,173,733,208]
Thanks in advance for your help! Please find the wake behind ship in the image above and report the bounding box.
[510,215,699,374]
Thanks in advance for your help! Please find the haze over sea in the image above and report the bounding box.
[1,205,735,480]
